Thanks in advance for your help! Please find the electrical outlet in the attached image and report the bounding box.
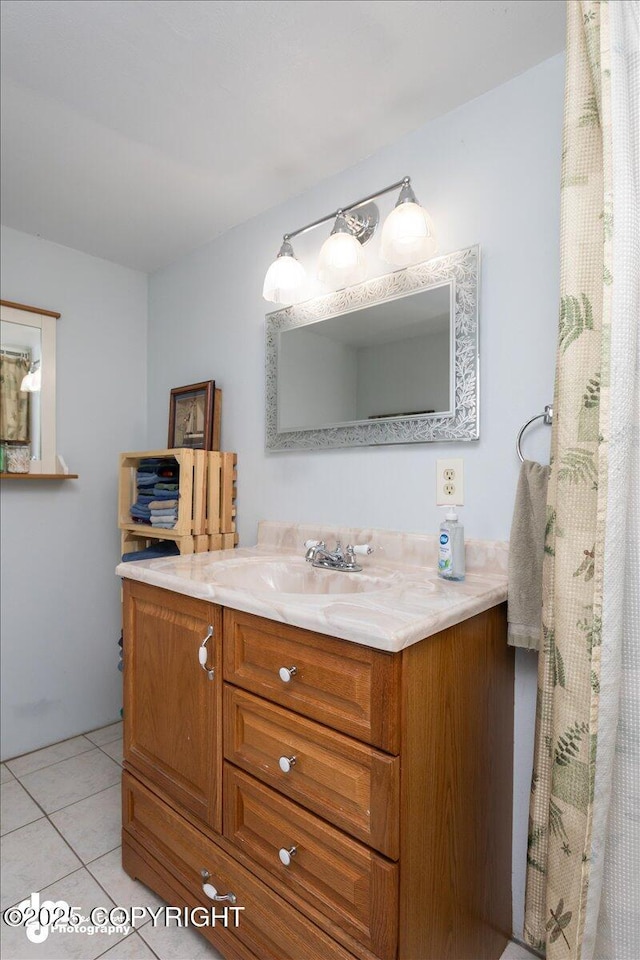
[436,458,464,505]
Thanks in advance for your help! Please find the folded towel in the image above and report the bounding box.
[136,472,159,483]
[507,460,550,650]
[121,542,180,562]
[149,499,178,509]
[151,488,180,500]
[150,520,176,529]
[150,508,178,517]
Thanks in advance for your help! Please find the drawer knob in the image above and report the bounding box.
[278,665,297,683]
[200,869,237,904]
[278,755,297,773]
[278,845,297,867]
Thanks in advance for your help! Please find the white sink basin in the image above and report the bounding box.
[207,557,396,596]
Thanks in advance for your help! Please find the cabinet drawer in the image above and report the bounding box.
[223,609,400,752]
[224,685,399,859]
[122,773,354,960]
[223,764,398,960]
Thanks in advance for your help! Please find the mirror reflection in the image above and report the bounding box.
[278,283,452,432]
[0,319,42,461]
[266,244,479,450]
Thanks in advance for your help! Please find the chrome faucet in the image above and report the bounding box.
[304,539,373,572]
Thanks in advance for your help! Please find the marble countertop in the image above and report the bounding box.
[116,521,508,653]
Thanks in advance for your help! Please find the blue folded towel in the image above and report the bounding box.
[121,542,180,562]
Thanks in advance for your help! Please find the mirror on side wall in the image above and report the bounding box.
[0,301,58,474]
[265,245,479,451]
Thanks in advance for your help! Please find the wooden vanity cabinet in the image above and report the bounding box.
[122,580,223,831]
[122,581,514,960]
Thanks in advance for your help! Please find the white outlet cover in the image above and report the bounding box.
[436,458,464,505]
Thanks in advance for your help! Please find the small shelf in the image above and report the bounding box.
[0,473,78,480]
[120,522,181,541]
[119,449,237,556]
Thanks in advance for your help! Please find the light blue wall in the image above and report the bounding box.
[147,54,565,937]
[148,56,562,541]
[1,226,148,760]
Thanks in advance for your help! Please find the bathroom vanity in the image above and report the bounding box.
[118,523,513,960]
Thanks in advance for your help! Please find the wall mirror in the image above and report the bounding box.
[0,301,58,473]
[265,244,479,450]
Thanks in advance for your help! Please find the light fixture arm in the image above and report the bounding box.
[284,177,411,243]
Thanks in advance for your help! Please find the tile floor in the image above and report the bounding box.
[2,723,538,960]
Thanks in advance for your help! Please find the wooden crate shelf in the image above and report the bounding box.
[119,449,238,557]
[207,452,238,550]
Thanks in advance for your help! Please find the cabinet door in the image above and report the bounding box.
[123,580,222,831]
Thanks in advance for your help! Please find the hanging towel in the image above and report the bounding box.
[507,460,550,650]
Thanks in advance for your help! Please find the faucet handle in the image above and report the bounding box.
[350,543,373,556]
[304,539,322,549]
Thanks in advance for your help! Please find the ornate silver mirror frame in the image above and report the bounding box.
[265,244,479,451]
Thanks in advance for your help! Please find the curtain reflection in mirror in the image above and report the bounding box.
[0,349,31,442]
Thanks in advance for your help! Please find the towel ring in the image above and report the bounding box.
[516,405,553,463]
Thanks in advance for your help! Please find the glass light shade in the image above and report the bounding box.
[318,231,367,289]
[380,201,438,267]
[263,251,306,304]
[20,363,41,392]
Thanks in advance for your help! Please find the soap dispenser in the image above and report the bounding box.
[438,507,465,581]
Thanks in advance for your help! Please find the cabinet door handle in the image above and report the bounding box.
[278,845,297,867]
[278,755,297,773]
[278,665,297,683]
[200,869,236,903]
[198,625,215,680]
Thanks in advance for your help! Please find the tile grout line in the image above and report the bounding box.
[11,761,121,817]
[5,775,116,887]
[3,861,90,913]
[85,733,124,748]
[4,857,161,960]
[1,773,54,836]
[3,723,123,772]
[3,730,96,764]
[85,842,123,867]
[95,741,124,764]
[93,926,162,960]
[2,723,121,781]
[6,742,120,782]
[84,849,160,948]
[0,814,47,841]
[3,724,168,959]
[47,777,123,817]
[4,738,97,777]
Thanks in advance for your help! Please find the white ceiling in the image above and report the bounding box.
[0,0,565,273]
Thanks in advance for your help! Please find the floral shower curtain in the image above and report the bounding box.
[524,2,639,958]
[0,353,30,442]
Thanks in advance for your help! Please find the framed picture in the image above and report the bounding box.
[168,381,215,450]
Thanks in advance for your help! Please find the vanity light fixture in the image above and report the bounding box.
[380,179,438,267]
[263,176,437,304]
[262,239,307,305]
[20,359,41,392]
[317,211,367,288]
